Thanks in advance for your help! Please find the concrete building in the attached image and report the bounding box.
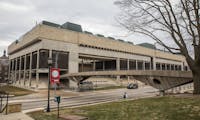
[7,21,189,89]
[0,50,9,83]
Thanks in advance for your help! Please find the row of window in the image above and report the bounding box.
[10,50,69,71]
[79,44,145,56]
[79,58,188,72]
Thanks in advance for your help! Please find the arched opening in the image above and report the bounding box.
[153,78,161,84]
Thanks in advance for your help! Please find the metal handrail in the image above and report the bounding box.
[0,91,9,115]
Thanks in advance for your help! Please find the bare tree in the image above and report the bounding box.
[115,0,200,94]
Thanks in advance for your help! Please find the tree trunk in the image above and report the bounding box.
[193,71,200,94]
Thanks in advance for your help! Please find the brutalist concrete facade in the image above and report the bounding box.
[7,21,189,89]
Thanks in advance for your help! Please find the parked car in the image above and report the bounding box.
[79,81,94,91]
[127,83,138,89]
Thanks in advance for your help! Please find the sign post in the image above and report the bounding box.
[51,68,61,118]
[54,96,61,118]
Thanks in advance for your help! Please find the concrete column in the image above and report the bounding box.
[116,58,120,71]
[181,62,184,71]
[15,59,17,84]
[127,59,130,70]
[8,60,11,81]
[153,57,156,70]
[36,50,40,88]
[19,56,22,85]
[127,76,130,84]
[160,63,162,70]
[149,60,152,70]
[93,60,96,71]
[143,61,145,70]
[12,60,15,82]
[29,53,32,86]
[102,61,105,71]
[10,60,12,81]
[136,60,138,70]
[23,55,26,85]
[49,49,52,58]
[165,64,167,70]
[68,51,79,73]
[81,59,84,72]
[116,75,120,81]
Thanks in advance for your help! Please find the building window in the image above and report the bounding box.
[120,59,128,70]
[129,60,136,70]
[145,62,150,70]
[178,65,182,71]
[156,63,161,70]
[32,52,37,69]
[137,61,143,70]
[171,64,174,70]
[166,64,170,70]
[184,66,188,71]
[175,65,178,71]
[39,49,49,68]
[26,55,30,70]
[52,51,68,69]
[162,63,166,70]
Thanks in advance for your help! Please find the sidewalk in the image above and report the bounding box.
[9,89,79,102]
[0,112,34,120]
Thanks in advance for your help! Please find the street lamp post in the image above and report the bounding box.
[47,57,52,112]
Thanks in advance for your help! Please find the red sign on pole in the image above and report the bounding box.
[50,68,60,84]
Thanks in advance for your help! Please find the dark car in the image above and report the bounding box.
[127,83,138,89]
[79,81,94,91]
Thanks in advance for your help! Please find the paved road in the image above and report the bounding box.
[10,86,158,113]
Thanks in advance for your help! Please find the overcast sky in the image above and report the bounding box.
[0,0,154,56]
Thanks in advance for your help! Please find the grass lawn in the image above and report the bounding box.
[0,85,34,96]
[29,96,200,120]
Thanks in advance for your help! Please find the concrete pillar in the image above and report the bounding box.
[143,61,145,70]
[49,49,52,58]
[181,62,184,71]
[149,60,152,70]
[29,53,32,86]
[14,59,17,84]
[159,90,165,96]
[153,57,156,70]
[36,50,40,88]
[127,59,130,70]
[93,60,96,71]
[12,60,15,82]
[136,60,138,70]
[81,59,84,72]
[9,60,12,81]
[23,55,26,85]
[116,58,120,71]
[165,64,167,70]
[103,61,105,71]
[19,56,22,85]
[8,60,11,81]
[160,63,162,70]
[127,76,130,84]
[68,51,79,73]
[116,75,120,81]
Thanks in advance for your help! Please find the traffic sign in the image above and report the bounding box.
[50,68,60,84]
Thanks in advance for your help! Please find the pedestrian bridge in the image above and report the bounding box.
[61,70,193,90]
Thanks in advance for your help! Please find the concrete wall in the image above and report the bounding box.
[8,24,186,63]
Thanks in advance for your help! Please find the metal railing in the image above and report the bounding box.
[0,91,9,115]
